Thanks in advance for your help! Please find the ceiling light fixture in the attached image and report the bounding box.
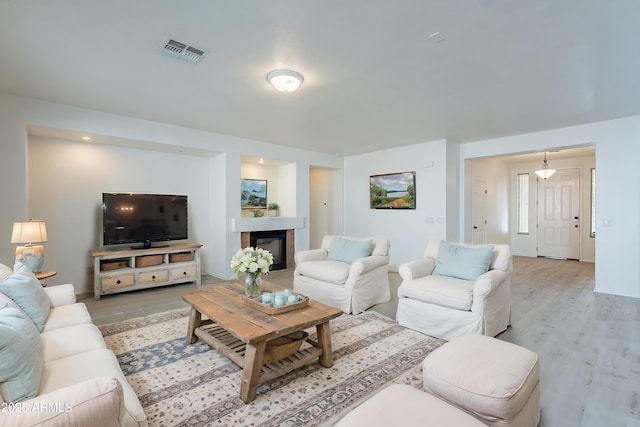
[266,69,304,93]
[534,152,556,180]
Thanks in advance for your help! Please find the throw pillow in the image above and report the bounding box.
[0,302,44,403]
[433,241,495,281]
[0,265,50,331]
[327,237,373,264]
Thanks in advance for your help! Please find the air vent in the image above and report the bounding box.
[162,39,207,64]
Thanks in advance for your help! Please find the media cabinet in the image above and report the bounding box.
[91,243,202,300]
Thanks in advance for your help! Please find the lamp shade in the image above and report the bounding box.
[534,168,556,180]
[534,152,556,180]
[266,69,304,93]
[11,220,48,245]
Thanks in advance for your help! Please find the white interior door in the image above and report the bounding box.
[471,178,487,244]
[536,168,580,259]
[309,167,334,249]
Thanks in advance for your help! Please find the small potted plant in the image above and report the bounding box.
[267,203,279,217]
[252,209,264,217]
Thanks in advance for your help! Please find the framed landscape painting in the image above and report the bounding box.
[370,171,416,209]
[241,179,267,209]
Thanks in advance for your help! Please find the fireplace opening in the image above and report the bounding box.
[250,230,287,271]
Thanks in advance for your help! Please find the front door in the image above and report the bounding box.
[536,168,580,259]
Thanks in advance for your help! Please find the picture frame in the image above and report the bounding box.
[370,171,416,209]
[241,179,267,209]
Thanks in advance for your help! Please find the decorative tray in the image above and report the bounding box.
[242,293,309,315]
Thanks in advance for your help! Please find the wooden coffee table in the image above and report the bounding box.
[182,281,343,403]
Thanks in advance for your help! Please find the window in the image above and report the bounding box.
[517,173,529,234]
[591,168,596,237]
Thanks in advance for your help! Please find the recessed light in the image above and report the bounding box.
[81,136,92,141]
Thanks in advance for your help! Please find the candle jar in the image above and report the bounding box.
[261,292,272,304]
[274,294,285,307]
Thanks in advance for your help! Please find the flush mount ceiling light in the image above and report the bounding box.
[266,69,304,93]
[534,152,556,180]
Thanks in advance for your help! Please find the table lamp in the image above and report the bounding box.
[11,220,48,272]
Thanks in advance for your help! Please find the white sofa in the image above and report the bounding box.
[0,263,147,427]
[397,241,513,340]
[294,235,391,314]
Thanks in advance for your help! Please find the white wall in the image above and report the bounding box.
[27,136,210,293]
[277,163,297,217]
[344,139,449,269]
[460,116,640,298]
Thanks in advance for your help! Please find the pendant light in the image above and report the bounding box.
[534,152,556,180]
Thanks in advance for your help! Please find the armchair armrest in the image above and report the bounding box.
[294,248,327,264]
[398,259,435,280]
[350,255,390,277]
[44,283,76,307]
[473,269,511,299]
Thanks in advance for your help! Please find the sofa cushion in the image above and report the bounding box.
[41,323,107,363]
[398,275,475,311]
[0,376,129,427]
[296,260,350,284]
[433,241,494,281]
[0,302,43,403]
[41,349,147,425]
[0,265,50,331]
[42,302,92,332]
[327,237,373,264]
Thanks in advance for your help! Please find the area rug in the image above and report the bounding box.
[100,309,444,427]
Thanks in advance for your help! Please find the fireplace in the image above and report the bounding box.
[249,230,288,271]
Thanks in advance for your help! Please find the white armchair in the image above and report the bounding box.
[294,235,391,314]
[397,241,513,340]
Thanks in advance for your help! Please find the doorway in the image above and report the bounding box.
[309,167,342,249]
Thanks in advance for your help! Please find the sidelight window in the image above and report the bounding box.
[517,173,529,234]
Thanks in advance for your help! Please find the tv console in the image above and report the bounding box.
[90,243,202,300]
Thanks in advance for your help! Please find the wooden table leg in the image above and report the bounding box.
[186,307,201,344]
[240,340,267,403]
[316,321,334,368]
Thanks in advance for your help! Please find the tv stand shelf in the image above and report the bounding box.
[91,243,202,300]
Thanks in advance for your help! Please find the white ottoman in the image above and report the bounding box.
[422,334,540,427]
[335,384,487,427]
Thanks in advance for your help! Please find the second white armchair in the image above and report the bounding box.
[397,240,513,340]
[294,235,391,314]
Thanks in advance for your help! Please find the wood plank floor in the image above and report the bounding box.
[81,256,640,427]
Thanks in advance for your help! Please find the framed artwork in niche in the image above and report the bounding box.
[370,171,416,209]
[241,179,267,209]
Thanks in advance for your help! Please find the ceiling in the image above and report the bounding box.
[1,1,638,157]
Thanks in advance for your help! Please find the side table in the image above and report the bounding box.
[35,271,56,287]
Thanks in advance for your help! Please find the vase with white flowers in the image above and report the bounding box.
[230,247,274,297]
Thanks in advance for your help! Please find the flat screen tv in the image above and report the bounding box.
[102,193,188,248]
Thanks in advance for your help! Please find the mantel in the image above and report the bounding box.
[231,216,305,232]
